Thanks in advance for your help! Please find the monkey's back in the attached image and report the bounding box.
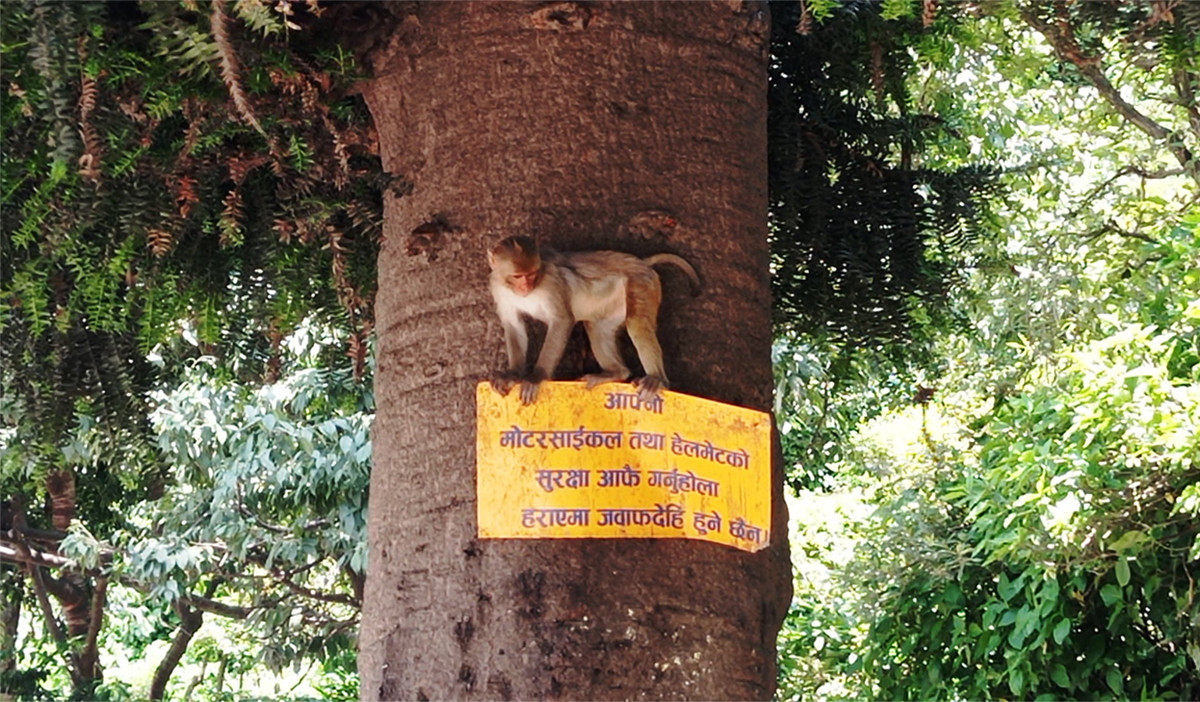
[557,250,655,279]
[551,250,660,322]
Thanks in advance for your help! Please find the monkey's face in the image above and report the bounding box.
[489,236,543,296]
[507,268,540,296]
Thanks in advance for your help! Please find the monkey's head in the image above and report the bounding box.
[488,236,543,296]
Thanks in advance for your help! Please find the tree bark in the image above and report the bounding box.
[150,600,204,701]
[359,3,789,699]
[74,574,107,689]
[0,571,22,693]
[45,470,76,533]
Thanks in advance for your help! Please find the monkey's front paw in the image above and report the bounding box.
[491,372,521,396]
[633,375,667,403]
[518,378,543,405]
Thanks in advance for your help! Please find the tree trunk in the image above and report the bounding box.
[0,571,22,698]
[359,2,790,699]
[45,470,76,533]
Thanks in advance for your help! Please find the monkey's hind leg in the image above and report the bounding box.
[581,320,631,389]
[624,276,669,403]
[626,315,669,403]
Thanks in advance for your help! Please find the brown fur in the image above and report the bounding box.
[487,236,696,403]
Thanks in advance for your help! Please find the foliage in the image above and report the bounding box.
[767,0,1010,490]
[1,1,383,695]
[781,239,1200,696]
[776,490,871,700]
[3,0,1196,698]
[777,1,1200,699]
[129,342,370,648]
[1,0,385,522]
[7,323,371,699]
[773,335,925,489]
[768,1,1002,350]
[858,224,1200,698]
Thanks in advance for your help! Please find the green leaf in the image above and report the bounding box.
[997,572,1021,602]
[942,582,965,607]
[880,0,915,20]
[1100,583,1122,607]
[1052,618,1071,645]
[1114,558,1131,587]
[1105,667,1124,695]
[1007,625,1027,649]
[1051,663,1070,689]
[999,608,1018,627]
[1108,530,1147,553]
[1009,667,1025,696]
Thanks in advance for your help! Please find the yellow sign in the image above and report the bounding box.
[475,381,772,552]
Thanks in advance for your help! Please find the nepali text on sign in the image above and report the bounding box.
[475,381,772,553]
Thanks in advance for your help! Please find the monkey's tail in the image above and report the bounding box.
[644,253,701,294]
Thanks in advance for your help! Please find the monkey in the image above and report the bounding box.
[487,235,699,405]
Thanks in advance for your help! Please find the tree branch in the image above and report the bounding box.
[211,0,266,140]
[272,568,360,607]
[150,598,205,701]
[85,575,107,653]
[3,539,341,620]
[8,524,69,544]
[1173,67,1200,138]
[76,575,108,683]
[0,541,74,570]
[18,541,66,645]
[179,594,255,620]
[235,481,331,534]
[1018,3,1197,182]
[1066,164,1187,219]
[1079,221,1160,246]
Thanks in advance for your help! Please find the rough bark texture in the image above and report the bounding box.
[360,3,790,699]
[45,470,76,533]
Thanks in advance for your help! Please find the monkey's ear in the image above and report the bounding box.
[487,248,497,269]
